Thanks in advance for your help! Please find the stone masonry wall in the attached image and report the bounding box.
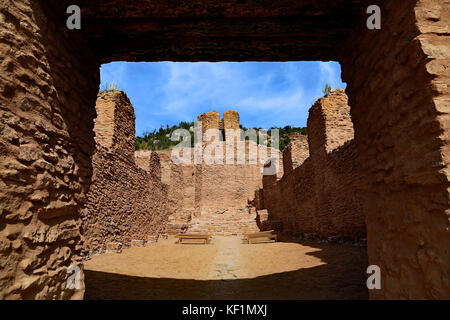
[2,0,447,301]
[196,140,281,216]
[223,110,240,141]
[259,90,365,241]
[198,110,220,135]
[138,111,281,235]
[82,91,168,253]
[197,111,282,219]
[0,0,99,299]
[340,0,450,299]
[94,92,135,159]
[282,134,309,175]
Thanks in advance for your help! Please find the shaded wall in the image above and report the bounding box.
[340,0,450,299]
[0,0,99,299]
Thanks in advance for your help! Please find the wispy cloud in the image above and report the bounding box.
[100,61,346,135]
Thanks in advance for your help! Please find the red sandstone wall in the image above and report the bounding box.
[197,140,281,215]
[259,90,365,241]
[153,147,276,233]
[82,91,168,253]
[135,150,152,172]
[197,162,262,215]
[94,92,135,159]
[282,134,309,175]
[0,0,99,299]
[340,0,450,299]
[146,112,282,234]
[196,110,283,217]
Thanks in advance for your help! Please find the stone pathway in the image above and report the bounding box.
[208,236,246,280]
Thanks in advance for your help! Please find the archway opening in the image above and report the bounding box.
[82,61,368,300]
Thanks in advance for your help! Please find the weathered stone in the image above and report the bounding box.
[0,0,448,301]
[18,145,42,163]
[340,0,450,299]
[82,91,169,253]
[147,110,281,235]
[259,90,364,240]
[282,134,309,175]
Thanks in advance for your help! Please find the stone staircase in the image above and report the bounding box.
[186,208,260,236]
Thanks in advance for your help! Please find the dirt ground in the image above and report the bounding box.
[84,236,368,300]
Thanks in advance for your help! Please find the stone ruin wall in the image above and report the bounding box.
[196,109,281,217]
[82,91,169,254]
[196,140,282,216]
[339,0,450,299]
[282,134,309,176]
[143,149,198,233]
[256,90,366,241]
[223,110,240,141]
[0,0,447,301]
[0,0,100,299]
[135,110,282,235]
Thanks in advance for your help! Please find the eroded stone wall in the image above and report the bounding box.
[138,111,281,235]
[198,110,221,135]
[1,0,448,301]
[82,91,168,254]
[340,0,450,299]
[258,90,365,241]
[197,140,281,216]
[0,0,99,299]
[282,134,309,175]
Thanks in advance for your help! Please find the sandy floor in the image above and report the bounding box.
[84,236,368,300]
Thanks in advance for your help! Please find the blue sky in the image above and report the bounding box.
[100,61,346,136]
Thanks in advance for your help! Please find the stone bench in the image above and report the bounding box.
[243,230,277,244]
[177,234,211,244]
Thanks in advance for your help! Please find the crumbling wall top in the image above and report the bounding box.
[223,110,240,130]
[198,110,221,135]
[307,89,353,156]
[198,110,240,141]
[94,90,136,159]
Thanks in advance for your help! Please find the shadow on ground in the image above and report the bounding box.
[85,242,368,300]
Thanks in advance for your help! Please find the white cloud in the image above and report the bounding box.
[319,61,344,90]
[100,61,346,133]
[100,63,127,89]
